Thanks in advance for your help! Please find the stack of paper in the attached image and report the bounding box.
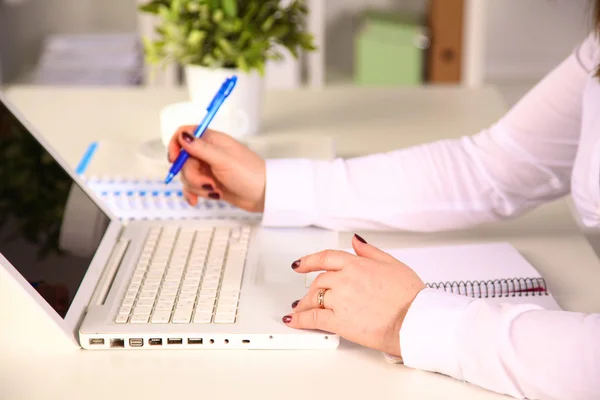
[34,33,143,86]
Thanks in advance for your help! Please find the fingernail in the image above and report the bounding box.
[354,234,367,244]
[282,315,292,323]
[291,300,299,308]
[208,192,220,200]
[182,132,194,143]
[291,260,300,269]
[202,184,214,191]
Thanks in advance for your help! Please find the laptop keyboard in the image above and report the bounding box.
[114,225,250,324]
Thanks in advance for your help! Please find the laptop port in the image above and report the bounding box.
[242,339,250,344]
[129,338,143,347]
[167,338,182,345]
[89,338,105,345]
[187,338,203,345]
[110,338,125,348]
[148,338,162,346]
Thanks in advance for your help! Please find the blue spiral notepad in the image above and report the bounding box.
[81,176,261,221]
[75,141,262,221]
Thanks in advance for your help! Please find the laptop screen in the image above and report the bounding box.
[0,99,111,318]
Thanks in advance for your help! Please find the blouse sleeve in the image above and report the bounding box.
[262,33,599,232]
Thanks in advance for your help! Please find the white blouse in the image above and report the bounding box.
[261,32,600,399]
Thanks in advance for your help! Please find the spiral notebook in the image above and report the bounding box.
[306,242,561,309]
[75,135,335,220]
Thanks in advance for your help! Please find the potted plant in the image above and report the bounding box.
[138,0,316,139]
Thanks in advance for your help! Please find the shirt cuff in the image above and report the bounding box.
[400,288,475,379]
[261,159,316,227]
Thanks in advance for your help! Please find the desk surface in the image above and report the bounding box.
[2,85,600,400]
[5,84,506,160]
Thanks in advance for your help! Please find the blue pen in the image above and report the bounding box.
[164,75,237,184]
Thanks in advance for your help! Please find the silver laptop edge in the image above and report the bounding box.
[0,90,124,343]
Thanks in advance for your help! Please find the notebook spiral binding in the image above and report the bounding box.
[426,277,548,298]
[81,175,262,221]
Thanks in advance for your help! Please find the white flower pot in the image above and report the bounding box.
[184,65,264,139]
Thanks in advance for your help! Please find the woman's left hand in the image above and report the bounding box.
[283,234,425,358]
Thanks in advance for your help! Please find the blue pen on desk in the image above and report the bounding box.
[164,75,237,184]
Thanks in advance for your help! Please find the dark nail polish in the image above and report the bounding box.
[291,300,299,308]
[208,192,220,200]
[354,234,367,244]
[291,260,300,269]
[182,132,194,143]
[282,315,292,323]
[202,184,214,191]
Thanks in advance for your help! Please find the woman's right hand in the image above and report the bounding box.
[167,125,266,213]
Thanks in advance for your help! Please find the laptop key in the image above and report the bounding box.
[133,306,152,315]
[130,315,149,324]
[214,313,236,324]
[150,311,171,324]
[193,312,212,323]
[115,314,129,324]
[172,310,192,323]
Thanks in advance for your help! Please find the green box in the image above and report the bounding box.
[355,11,429,86]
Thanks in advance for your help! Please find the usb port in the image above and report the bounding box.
[187,338,203,345]
[129,338,143,347]
[148,338,162,346]
[110,338,125,348]
[167,338,182,345]
[89,338,105,345]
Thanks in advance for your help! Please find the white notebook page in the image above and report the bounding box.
[306,242,561,310]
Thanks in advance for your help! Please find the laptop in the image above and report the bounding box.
[0,92,340,350]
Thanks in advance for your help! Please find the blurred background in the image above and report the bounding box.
[0,0,593,106]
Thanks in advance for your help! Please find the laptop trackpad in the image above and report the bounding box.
[251,227,338,288]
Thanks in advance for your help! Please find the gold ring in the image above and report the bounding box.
[317,289,327,309]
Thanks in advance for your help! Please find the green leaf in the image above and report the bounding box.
[268,24,289,38]
[137,0,168,14]
[212,9,224,23]
[220,18,242,33]
[187,30,206,48]
[261,16,275,32]
[217,37,234,56]
[236,55,249,72]
[222,0,237,18]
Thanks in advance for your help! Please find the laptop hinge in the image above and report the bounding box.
[88,237,130,309]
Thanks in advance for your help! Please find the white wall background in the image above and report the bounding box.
[0,0,136,83]
[483,0,591,82]
[0,0,595,86]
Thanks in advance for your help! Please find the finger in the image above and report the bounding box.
[352,233,399,264]
[182,188,198,206]
[168,125,197,163]
[181,158,217,190]
[294,288,336,313]
[178,129,227,167]
[293,273,337,312]
[282,309,336,333]
[292,249,356,273]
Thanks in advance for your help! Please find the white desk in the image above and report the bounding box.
[2,85,600,400]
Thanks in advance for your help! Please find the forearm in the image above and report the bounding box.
[262,131,567,232]
[401,289,600,399]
